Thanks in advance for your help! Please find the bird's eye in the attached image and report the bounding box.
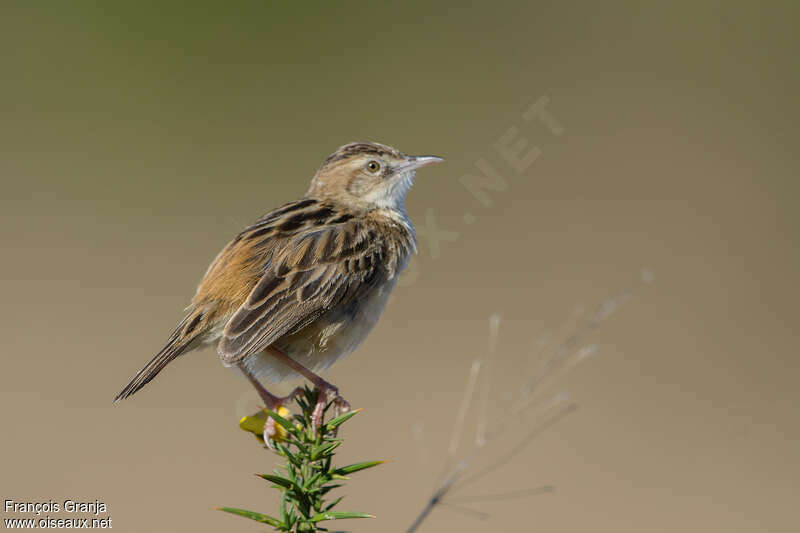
[366,160,381,173]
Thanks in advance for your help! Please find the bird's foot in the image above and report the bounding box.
[311,385,350,431]
[263,387,304,441]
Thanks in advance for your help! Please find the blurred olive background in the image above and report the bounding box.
[1,2,797,532]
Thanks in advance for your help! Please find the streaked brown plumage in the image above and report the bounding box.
[114,141,443,426]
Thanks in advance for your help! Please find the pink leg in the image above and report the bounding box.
[240,363,281,409]
[239,363,303,439]
[265,347,350,428]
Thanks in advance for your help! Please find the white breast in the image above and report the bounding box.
[244,277,399,383]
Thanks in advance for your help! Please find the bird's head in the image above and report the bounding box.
[307,142,443,211]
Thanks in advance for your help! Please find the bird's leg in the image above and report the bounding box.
[265,347,350,429]
[239,363,303,440]
[240,364,281,410]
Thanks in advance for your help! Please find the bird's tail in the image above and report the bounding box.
[113,308,208,402]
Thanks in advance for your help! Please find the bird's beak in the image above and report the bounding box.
[400,155,444,172]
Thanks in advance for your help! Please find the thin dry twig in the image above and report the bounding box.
[476,313,501,448]
[407,272,652,532]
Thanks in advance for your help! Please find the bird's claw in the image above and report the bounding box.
[264,416,277,447]
[262,387,304,446]
[311,386,349,430]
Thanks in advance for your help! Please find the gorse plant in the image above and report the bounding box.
[219,387,382,532]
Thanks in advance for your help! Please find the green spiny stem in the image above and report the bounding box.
[219,387,381,532]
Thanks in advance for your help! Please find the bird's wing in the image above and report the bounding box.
[218,214,388,364]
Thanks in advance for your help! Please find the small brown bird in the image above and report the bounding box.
[114,142,443,426]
